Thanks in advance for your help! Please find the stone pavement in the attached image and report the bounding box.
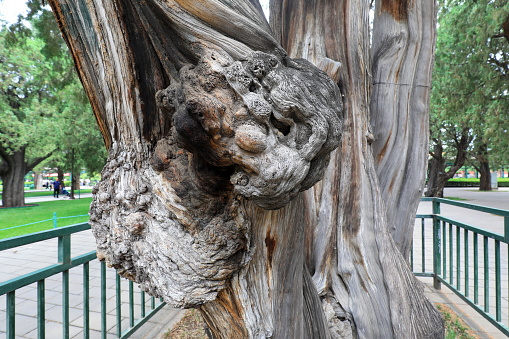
[415,187,509,338]
[420,276,505,339]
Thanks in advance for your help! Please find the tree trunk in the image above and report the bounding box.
[48,0,443,337]
[34,172,44,190]
[0,148,27,207]
[478,144,491,191]
[370,0,437,260]
[271,0,443,337]
[69,171,80,199]
[72,172,80,190]
[57,168,64,183]
[426,144,446,197]
[425,130,471,198]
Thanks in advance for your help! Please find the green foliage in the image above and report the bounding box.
[435,304,479,339]
[430,0,509,168]
[0,25,59,159]
[0,1,107,183]
[0,197,92,239]
[445,178,509,187]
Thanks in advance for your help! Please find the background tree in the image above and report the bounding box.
[427,0,509,196]
[0,2,106,206]
[0,23,59,207]
[48,78,107,197]
[47,0,443,337]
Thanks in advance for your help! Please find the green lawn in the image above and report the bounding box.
[0,189,93,199]
[0,198,92,239]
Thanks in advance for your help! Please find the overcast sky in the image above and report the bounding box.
[0,0,268,25]
[0,0,29,25]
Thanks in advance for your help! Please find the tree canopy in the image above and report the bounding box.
[0,1,106,206]
[428,0,509,195]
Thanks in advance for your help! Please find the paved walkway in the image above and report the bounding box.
[0,193,182,339]
[1,187,508,337]
[415,187,509,338]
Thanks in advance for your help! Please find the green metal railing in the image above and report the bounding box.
[413,197,509,336]
[0,223,166,339]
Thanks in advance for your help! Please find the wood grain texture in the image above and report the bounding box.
[48,0,340,336]
[47,0,443,337]
[370,0,437,259]
[271,0,444,337]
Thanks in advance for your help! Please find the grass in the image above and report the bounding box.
[444,197,468,201]
[164,309,208,339]
[0,189,93,199]
[436,304,479,339]
[0,198,92,239]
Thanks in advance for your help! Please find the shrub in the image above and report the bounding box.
[445,178,509,187]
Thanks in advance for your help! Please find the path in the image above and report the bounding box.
[0,193,182,339]
[416,187,509,338]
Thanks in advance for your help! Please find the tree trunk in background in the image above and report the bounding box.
[72,172,80,190]
[478,144,492,191]
[425,130,471,198]
[48,0,443,337]
[0,148,26,207]
[426,143,446,197]
[57,168,64,184]
[34,172,44,190]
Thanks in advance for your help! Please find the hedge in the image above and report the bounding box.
[445,178,509,187]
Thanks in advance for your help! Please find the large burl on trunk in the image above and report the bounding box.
[48,0,443,337]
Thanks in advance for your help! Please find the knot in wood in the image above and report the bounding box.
[158,50,343,209]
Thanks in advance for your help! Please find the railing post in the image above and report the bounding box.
[432,198,441,290]
[53,212,57,229]
[504,216,509,243]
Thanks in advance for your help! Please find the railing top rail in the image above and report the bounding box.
[436,215,506,242]
[421,197,509,217]
[0,222,91,251]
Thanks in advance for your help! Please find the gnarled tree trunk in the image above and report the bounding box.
[48,0,443,337]
[425,130,472,197]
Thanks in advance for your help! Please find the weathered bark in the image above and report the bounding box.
[48,0,443,337]
[49,1,340,336]
[370,0,437,259]
[425,130,471,197]
[271,0,443,337]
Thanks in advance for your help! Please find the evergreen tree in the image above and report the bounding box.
[427,0,509,196]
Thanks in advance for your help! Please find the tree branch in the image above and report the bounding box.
[25,150,54,174]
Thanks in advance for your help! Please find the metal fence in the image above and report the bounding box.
[0,223,165,339]
[413,197,509,336]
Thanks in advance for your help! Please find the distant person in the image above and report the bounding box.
[53,179,61,198]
